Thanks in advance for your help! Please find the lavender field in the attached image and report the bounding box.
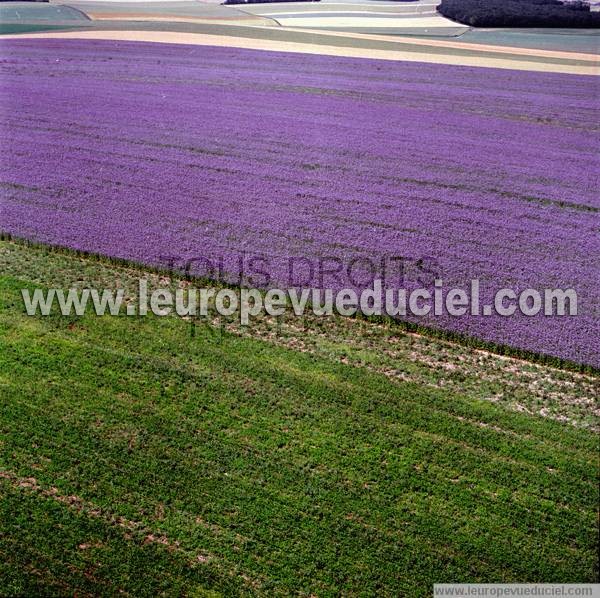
[0,39,598,367]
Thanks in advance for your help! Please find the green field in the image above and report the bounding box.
[0,239,598,596]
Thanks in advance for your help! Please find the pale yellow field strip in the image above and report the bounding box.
[257,9,437,15]
[86,13,275,25]
[269,15,457,28]
[3,30,598,75]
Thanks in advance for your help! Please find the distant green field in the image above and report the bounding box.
[0,23,90,34]
[0,240,598,595]
[0,2,90,35]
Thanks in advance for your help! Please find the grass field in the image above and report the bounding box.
[0,239,598,595]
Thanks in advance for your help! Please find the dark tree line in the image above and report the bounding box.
[438,0,600,27]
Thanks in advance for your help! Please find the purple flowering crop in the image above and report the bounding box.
[0,39,598,366]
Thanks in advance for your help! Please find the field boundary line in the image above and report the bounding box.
[273,24,600,61]
[1,31,597,74]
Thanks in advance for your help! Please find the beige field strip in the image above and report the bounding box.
[85,13,276,25]
[3,30,598,74]
[258,15,459,28]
